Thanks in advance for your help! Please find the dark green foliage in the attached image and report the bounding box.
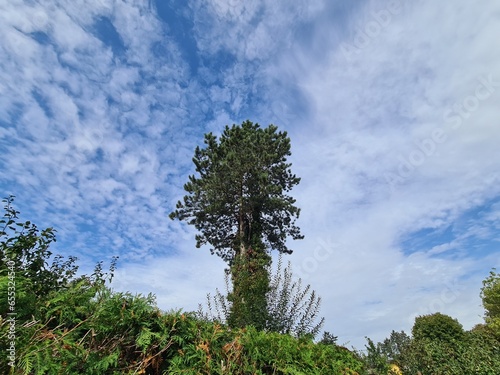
[402,328,500,375]
[361,330,411,374]
[236,327,363,375]
[319,331,339,346]
[412,312,464,343]
[363,307,500,375]
[165,322,364,375]
[368,274,500,374]
[0,196,116,373]
[2,277,363,374]
[227,246,271,330]
[362,337,392,374]
[481,268,500,335]
[169,120,303,262]
[0,195,117,322]
[378,330,411,366]
[459,327,500,374]
[3,282,185,374]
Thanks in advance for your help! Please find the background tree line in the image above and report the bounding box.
[362,272,500,374]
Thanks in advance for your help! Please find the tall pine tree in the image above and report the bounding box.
[170,120,303,329]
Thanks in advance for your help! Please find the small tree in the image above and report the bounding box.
[379,330,411,365]
[170,121,303,329]
[266,255,324,337]
[319,331,338,346]
[481,268,500,334]
[0,195,77,298]
[412,313,464,343]
[363,331,411,374]
[363,337,390,374]
[0,195,117,320]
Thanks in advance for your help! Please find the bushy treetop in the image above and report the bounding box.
[170,120,303,263]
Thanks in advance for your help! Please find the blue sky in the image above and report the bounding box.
[1,0,500,349]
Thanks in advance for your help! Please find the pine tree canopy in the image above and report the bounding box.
[169,120,303,263]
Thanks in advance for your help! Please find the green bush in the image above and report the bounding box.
[398,312,500,375]
[3,282,364,374]
[481,269,500,337]
[412,313,464,343]
[401,329,500,375]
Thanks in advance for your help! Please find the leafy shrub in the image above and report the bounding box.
[361,331,411,374]
[0,196,78,299]
[4,284,364,374]
[412,312,464,343]
[481,269,500,337]
[400,312,500,375]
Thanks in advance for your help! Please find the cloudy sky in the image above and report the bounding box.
[1,0,500,349]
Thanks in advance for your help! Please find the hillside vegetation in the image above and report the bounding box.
[2,196,500,374]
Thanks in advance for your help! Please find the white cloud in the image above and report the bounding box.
[0,0,200,265]
[266,0,500,347]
